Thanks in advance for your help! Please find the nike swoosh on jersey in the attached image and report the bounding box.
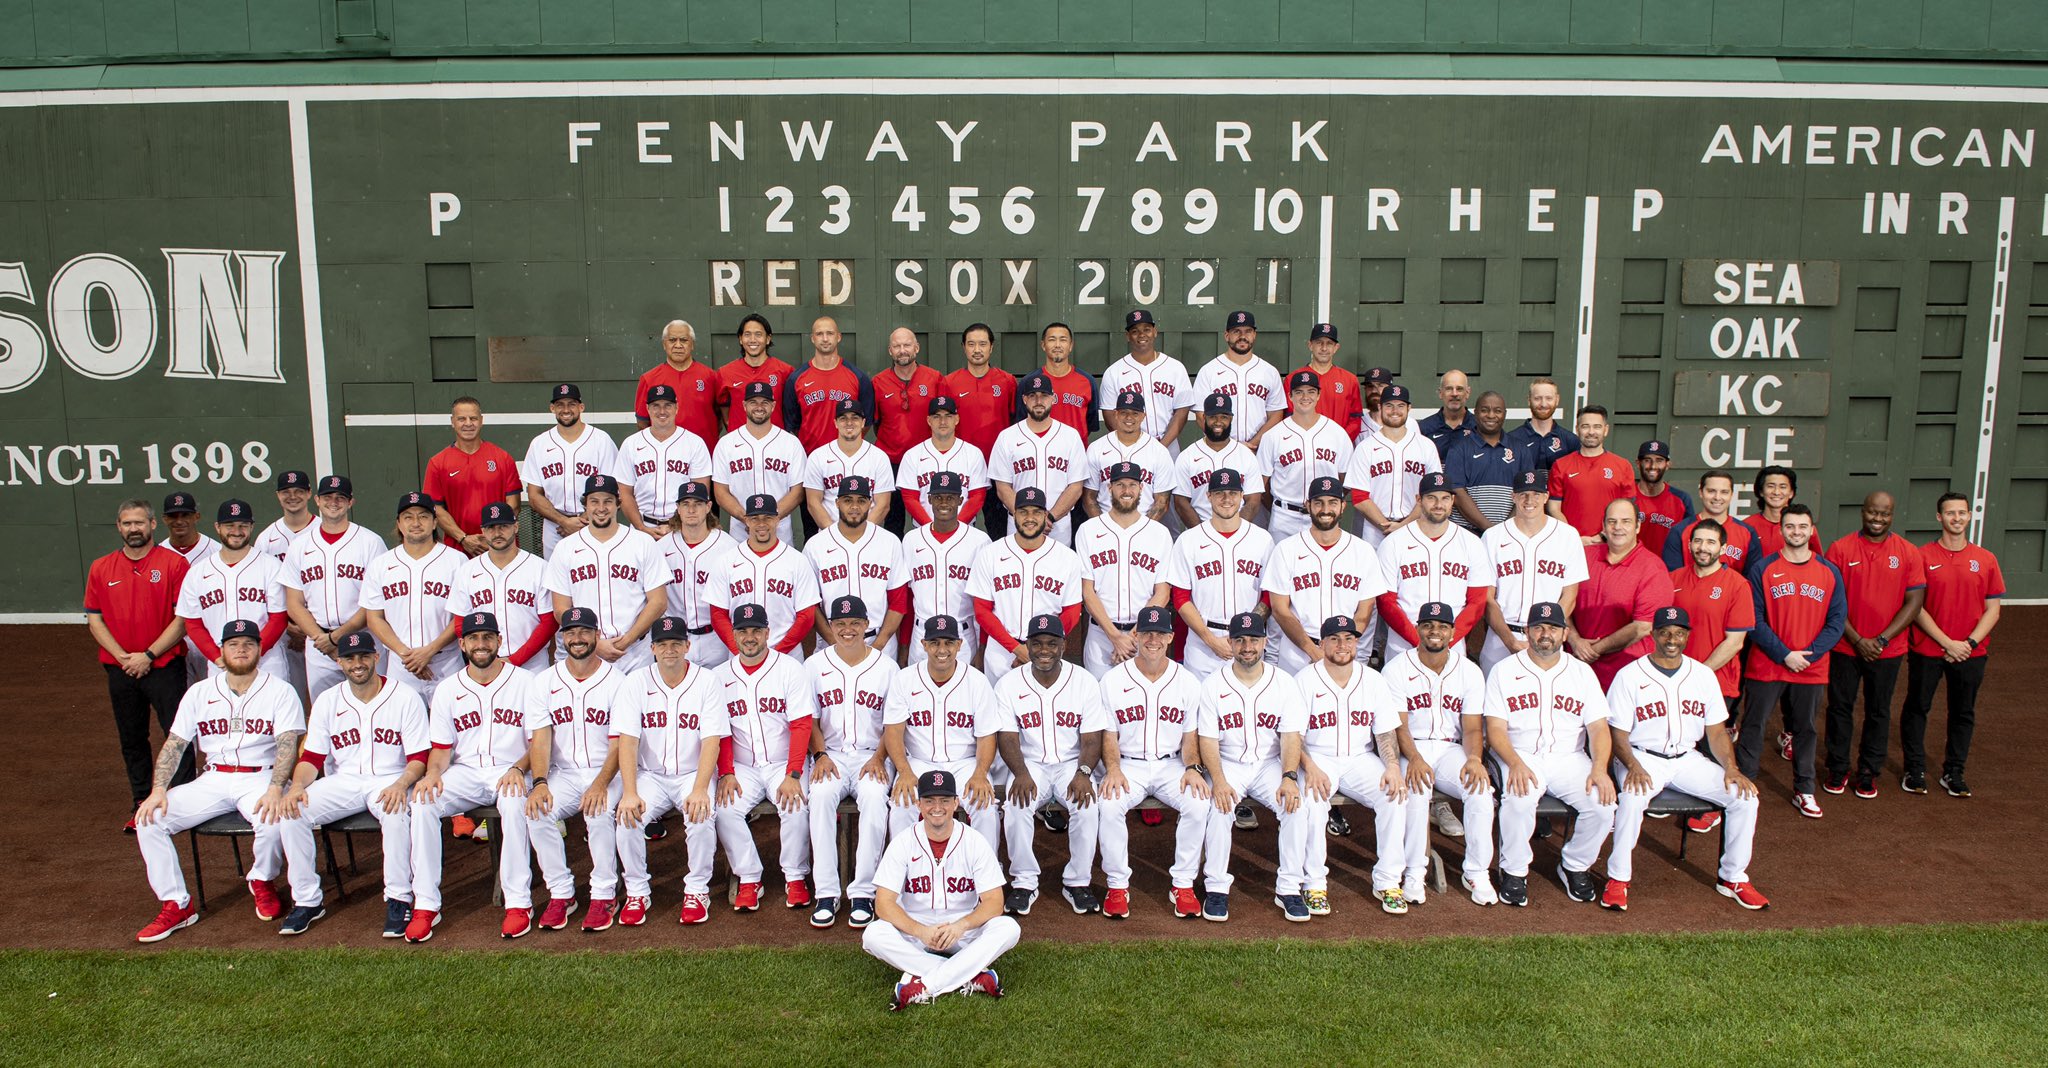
[106,580,121,586]
[1469,452,1485,459]
[1846,560,1861,566]
[1927,564,1942,570]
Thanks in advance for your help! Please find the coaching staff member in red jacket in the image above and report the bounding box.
[1740,503,1847,821]
[87,498,196,829]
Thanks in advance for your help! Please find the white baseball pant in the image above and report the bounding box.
[862,914,1021,998]
[618,770,718,897]
[1202,759,1310,895]
[1409,739,1496,886]
[136,770,282,907]
[808,749,893,901]
[982,651,1025,686]
[1478,629,1526,675]
[1095,758,1209,890]
[525,765,622,903]
[410,763,534,911]
[1271,632,1321,676]
[1266,502,1310,543]
[381,654,458,702]
[1082,622,1140,679]
[281,771,412,907]
[1182,628,1230,681]
[1607,750,1758,884]
[686,635,731,669]
[714,763,811,883]
[608,640,653,675]
[1497,750,1618,877]
[892,759,1001,854]
[1301,752,1412,893]
[999,759,1098,892]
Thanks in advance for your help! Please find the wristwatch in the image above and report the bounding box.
[1282,770,1301,783]
[1966,637,1980,651]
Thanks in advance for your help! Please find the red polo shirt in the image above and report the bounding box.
[716,356,795,432]
[423,441,521,551]
[1634,484,1692,563]
[943,366,1017,459]
[634,359,723,443]
[1670,564,1755,697]
[1825,532,1926,658]
[873,365,946,465]
[1574,541,1674,688]
[1911,540,2003,658]
[1290,364,1364,440]
[1548,451,1635,537]
[85,545,191,667]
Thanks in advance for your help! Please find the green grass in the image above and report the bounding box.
[4,924,2046,1066]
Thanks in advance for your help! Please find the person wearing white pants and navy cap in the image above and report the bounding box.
[865,769,1020,1010]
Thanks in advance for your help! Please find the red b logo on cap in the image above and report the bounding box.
[473,614,485,625]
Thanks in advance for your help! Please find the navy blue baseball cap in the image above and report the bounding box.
[220,618,262,643]
[1309,323,1339,342]
[1208,468,1245,494]
[928,471,966,497]
[1653,606,1692,630]
[1134,605,1174,634]
[1381,384,1412,403]
[917,769,958,799]
[582,474,619,500]
[1365,367,1395,386]
[336,631,377,657]
[1202,392,1233,416]
[744,493,778,517]
[216,499,253,524]
[560,607,600,631]
[837,475,873,499]
[317,475,352,498]
[676,481,711,504]
[1319,614,1361,639]
[1114,389,1146,412]
[1020,371,1055,396]
[1308,476,1344,500]
[923,614,962,641]
[1417,602,1456,626]
[929,395,959,415]
[1417,472,1452,495]
[396,490,435,517]
[834,398,865,419]
[461,611,499,636]
[1513,470,1544,494]
[480,501,518,526]
[1026,613,1064,639]
[552,383,582,402]
[1528,602,1568,628]
[1014,487,1049,512]
[646,384,678,404]
[1288,370,1320,393]
[731,603,770,630]
[163,492,197,516]
[651,616,691,643]
[1106,461,1145,484]
[744,380,775,401]
[1225,310,1256,330]
[1638,439,1671,459]
[276,470,311,492]
[827,595,868,622]
[1227,612,1265,638]
[1125,309,1156,329]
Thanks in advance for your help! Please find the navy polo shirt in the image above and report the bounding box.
[1419,410,1477,458]
[1505,421,1581,487]
[1443,431,1535,528]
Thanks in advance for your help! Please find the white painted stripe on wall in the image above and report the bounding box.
[1969,196,2017,544]
[1572,196,1600,412]
[288,98,334,477]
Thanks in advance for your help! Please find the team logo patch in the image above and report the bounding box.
[1889,555,1899,568]
[1971,560,1981,572]
[486,460,497,472]
[993,386,1004,397]
[928,772,945,787]
[1502,447,1515,462]
[919,385,929,396]
[150,569,162,583]
[474,614,486,625]
[228,504,242,517]
[1710,587,1723,600]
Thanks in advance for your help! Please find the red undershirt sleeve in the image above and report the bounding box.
[1060,603,1083,632]
[508,613,559,667]
[774,607,816,654]
[711,606,737,653]
[297,749,327,771]
[784,718,812,778]
[406,750,429,766]
[1455,586,1489,640]
[718,737,735,777]
[973,597,1019,653]
[181,619,221,662]
[259,611,289,652]
[1350,490,1370,507]
[1170,586,1192,611]
[1377,592,1421,646]
[959,488,986,524]
[900,490,931,525]
[887,586,910,614]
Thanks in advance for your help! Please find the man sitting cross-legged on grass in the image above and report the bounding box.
[864,769,1020,1011]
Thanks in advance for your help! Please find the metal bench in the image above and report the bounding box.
[1421,784,1725,894]
[185,805,500,911]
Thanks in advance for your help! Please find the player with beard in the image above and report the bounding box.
[522,384,619,558]
[1631,441,1693,562]
[1663,470,1763,573]
[1191,310,1286,450]
[1504,378,1579,489]
[1170,394,1266,530]
[176,499,291,681]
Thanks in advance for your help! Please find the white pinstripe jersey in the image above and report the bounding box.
[448,550,549,661]
[702,540,820,644]
[1083,432,1176,516]
[710,423,806,501]
[1168,521,1275,624]
[256,516,314,565]
[306,677,428,776]
[1262,529,1388,632]
[521,424,619,515]
[803,523,907,633]
[612,426,712,523]
[1257,415,1354,507]
[1382,648,1486,744]
[1074,514,1173,625]
[1100,659,1202,762]
[1606,655,1727,757]
[901,524,990,639]
[1294,659,1396,760]
[1170,439,1266,523]
[361,543,464,655]
[657,529,736,630]
[1191,352,1285,445]
[966,536,1083,635]
[874,821,1006,927]
[170,670,305,768]
[1196,663,1308,765]
[997,661,1109,765]
[282,523,387,629]
[896,439,988,499]
[1482,651,1606,756]
[720,651,818,769]
[533,658,628,771]
[1483,516,1590,628]
[162,534,222,566]
[1343,426,1442,522]
[806,645,898,754]
[802,439,897,511]
[544,527,668,637]
[883,661,1002,764]
[428,664,538,770]
[1378,523,1491,625]
[987,420,1088,495]
[618,663,729,777]
[1097,351,1193,440]
[175,551,288,675]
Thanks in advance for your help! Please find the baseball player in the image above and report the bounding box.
[1482,601,1617,907]
[158,491,223,566]
[361,491,465,699]
[258,470,317,702]
[1263,476,1387,675]
[1821,491,1925,797]
[1603,607,1770,912]
[894,395,989,527]
[881,615,1004,850]
[804,595,899,929]
[865,769,1019,1010]
[1481,470,1590,673]
[711,380,807,544]
[1664,470,1764,573]
[281,475,387,699]
[1384,602,1498,905]
[522,383,620,558]
[803,398,897,533]
[1901,491,2002,799]
[804,475,909,648]
[522,607,630,932]
[402,611,543,942]
[176,498,290,681]
[1291,323,1364,439]
[1293,613,1416,918]
[1376,473,1491,661]
[1097,309,1193,452]
[712,603,819,911]
[1258,372,1354,543]
[614,616,729,926]
[967,487,1083,683]
[1170,393,1266,529]
[995,615,1109,916]
[446,501,557,669]
[1190,310,1286,449]
[1074,462,1174,678]
[276,631,430,937]
[656,482,737,669]
[989,372,1089,546]
[1194,612,1310,922]
[705,494,821,656]
[545,475,669,674]
[1546,405,1635,543]
[614,383,713,536]
[1082,391,1175,523]
[1094,605,1212,919]
[1169,469,1276,681]
[130,620,303,942]
[900,473,991,668]
[1632,440,1694,562]
[1344,384,1442,549]
[1741,503,1847,819]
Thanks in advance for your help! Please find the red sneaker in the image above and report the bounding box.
[136,899,198,943]
[679,893,710,925]
[1777,732,1795,762]
[581,898,616,932]
[785,878,813,909]
[1717,879,1771,910]
[1686,811,1722,833]
[403,908,439,943]
[1103,887,1130,919]
[891,975,928,1011]
[1600,880,1629,912]
[450,813,478,839]
[248,879,283,922]
[502,908,532,938]
[1140,808,1165,826]
[619,895,649,926]
[962,969,1004,998]
[536,897,578,930]
[1170,886,1201,918]
[734,881,763,911]
[124,816,137,835]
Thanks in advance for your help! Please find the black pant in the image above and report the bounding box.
[1738,679,1821,793]
[881,497,908,539]
[980,491,1010,540]
[1825,654,1903,780]
[106,660,192,804]
[1900,653,1986,778]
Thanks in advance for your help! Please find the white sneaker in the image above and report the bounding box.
[1791,793,1824,819]
[1431,798,1464,837]
[1402,872,1427,906]
[1463,874,1499,906]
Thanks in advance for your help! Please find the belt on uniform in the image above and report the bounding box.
[212,764,267,774]
[687,624,714,636]
[1204,619,1243,631]
[1275,499,1309,514]
[1507,624,1527,634]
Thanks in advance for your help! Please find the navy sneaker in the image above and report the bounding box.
[277,904,326,935]
[1273,894,1310,922]
[1202,891,1230,922]
[382,898,411,938]
[847,898,876,928]
[1500,873,1529,907]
